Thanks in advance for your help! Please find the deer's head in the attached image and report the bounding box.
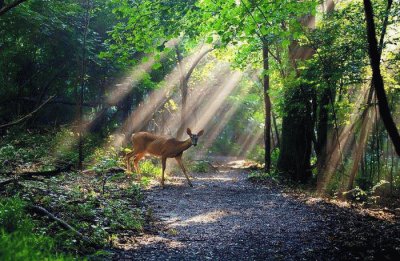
[187,128,204,147]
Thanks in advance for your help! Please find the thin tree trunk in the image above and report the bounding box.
[263,42,271,172]
[272,110,280,148]
[363,0,400,157]
[78,0,91,169]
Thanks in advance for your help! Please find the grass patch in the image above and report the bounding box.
[248,170,279,183]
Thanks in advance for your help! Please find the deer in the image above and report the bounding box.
[125,128,204,187]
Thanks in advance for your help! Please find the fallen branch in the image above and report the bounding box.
[0,178,17,189]
[1,163,73,180]
[0,95,55,129]
[0,0,28,16]
[30,205,90,243]
[21,164,73,180]
[16,96,102,107]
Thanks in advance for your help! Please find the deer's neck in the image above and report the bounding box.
[177,138,192,153]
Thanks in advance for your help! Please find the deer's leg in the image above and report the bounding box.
[133,153,144,174]
[125,151,136,172]
[161,157,167,188]
[175,156,193,187]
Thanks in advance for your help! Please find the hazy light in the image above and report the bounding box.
[110,45,214,148]
[317,86,375,194]
[194,71,243,131]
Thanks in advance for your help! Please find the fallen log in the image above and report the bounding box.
[3,163,73,180]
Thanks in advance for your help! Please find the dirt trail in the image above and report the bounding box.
[114,160,400,260]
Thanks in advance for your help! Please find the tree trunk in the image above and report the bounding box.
[346,0,393,190]
[363,0,400,157]
[175,44,187,138]
[277,12,315,182]
[316,88,330,172]
[277,85,313,182]
[77,0,91,169]
[263,42,271,172]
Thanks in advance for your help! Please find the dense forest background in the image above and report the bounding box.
[1,0,400,259]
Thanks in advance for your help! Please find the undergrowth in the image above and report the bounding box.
[0,196,72,261]
[0,128,156,259]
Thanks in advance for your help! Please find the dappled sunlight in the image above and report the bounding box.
[121,235,185,251]
[172,210,232,227]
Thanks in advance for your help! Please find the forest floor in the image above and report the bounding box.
[112,158,400,260]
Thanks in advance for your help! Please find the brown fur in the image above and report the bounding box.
[125,128,203,187]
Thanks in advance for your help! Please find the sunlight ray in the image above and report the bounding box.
[110,45,215,148]
[317,85,376,194]
[160,61,231,136]
[241,127,264,157]
[193,71,243,132]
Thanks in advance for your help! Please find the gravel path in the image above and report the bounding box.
[114,161,400,260]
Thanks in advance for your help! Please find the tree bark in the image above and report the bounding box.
[263,42,271,172]
[316,88,330,172]
[277,85,313,182]
[363,0,400,157]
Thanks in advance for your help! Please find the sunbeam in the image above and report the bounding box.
[110,44,215,148]
[193,71,243,132]
[316,84,376,194]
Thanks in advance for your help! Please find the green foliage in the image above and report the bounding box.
[0,196,27,233]
[139,160,162,177]
[0,197,72,261]
[103,200,143,231]
[248,170,279,183]
[0,129,55,172]
[88,146,123,174]
[247,145,265,163]
[189,161,210,173]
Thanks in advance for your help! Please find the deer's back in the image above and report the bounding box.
[131,132,170,155]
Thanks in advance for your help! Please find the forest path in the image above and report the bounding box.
[114,159,399,260]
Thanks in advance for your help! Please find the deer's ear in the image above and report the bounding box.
[186,128,192,135]
[198,130,204,136]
